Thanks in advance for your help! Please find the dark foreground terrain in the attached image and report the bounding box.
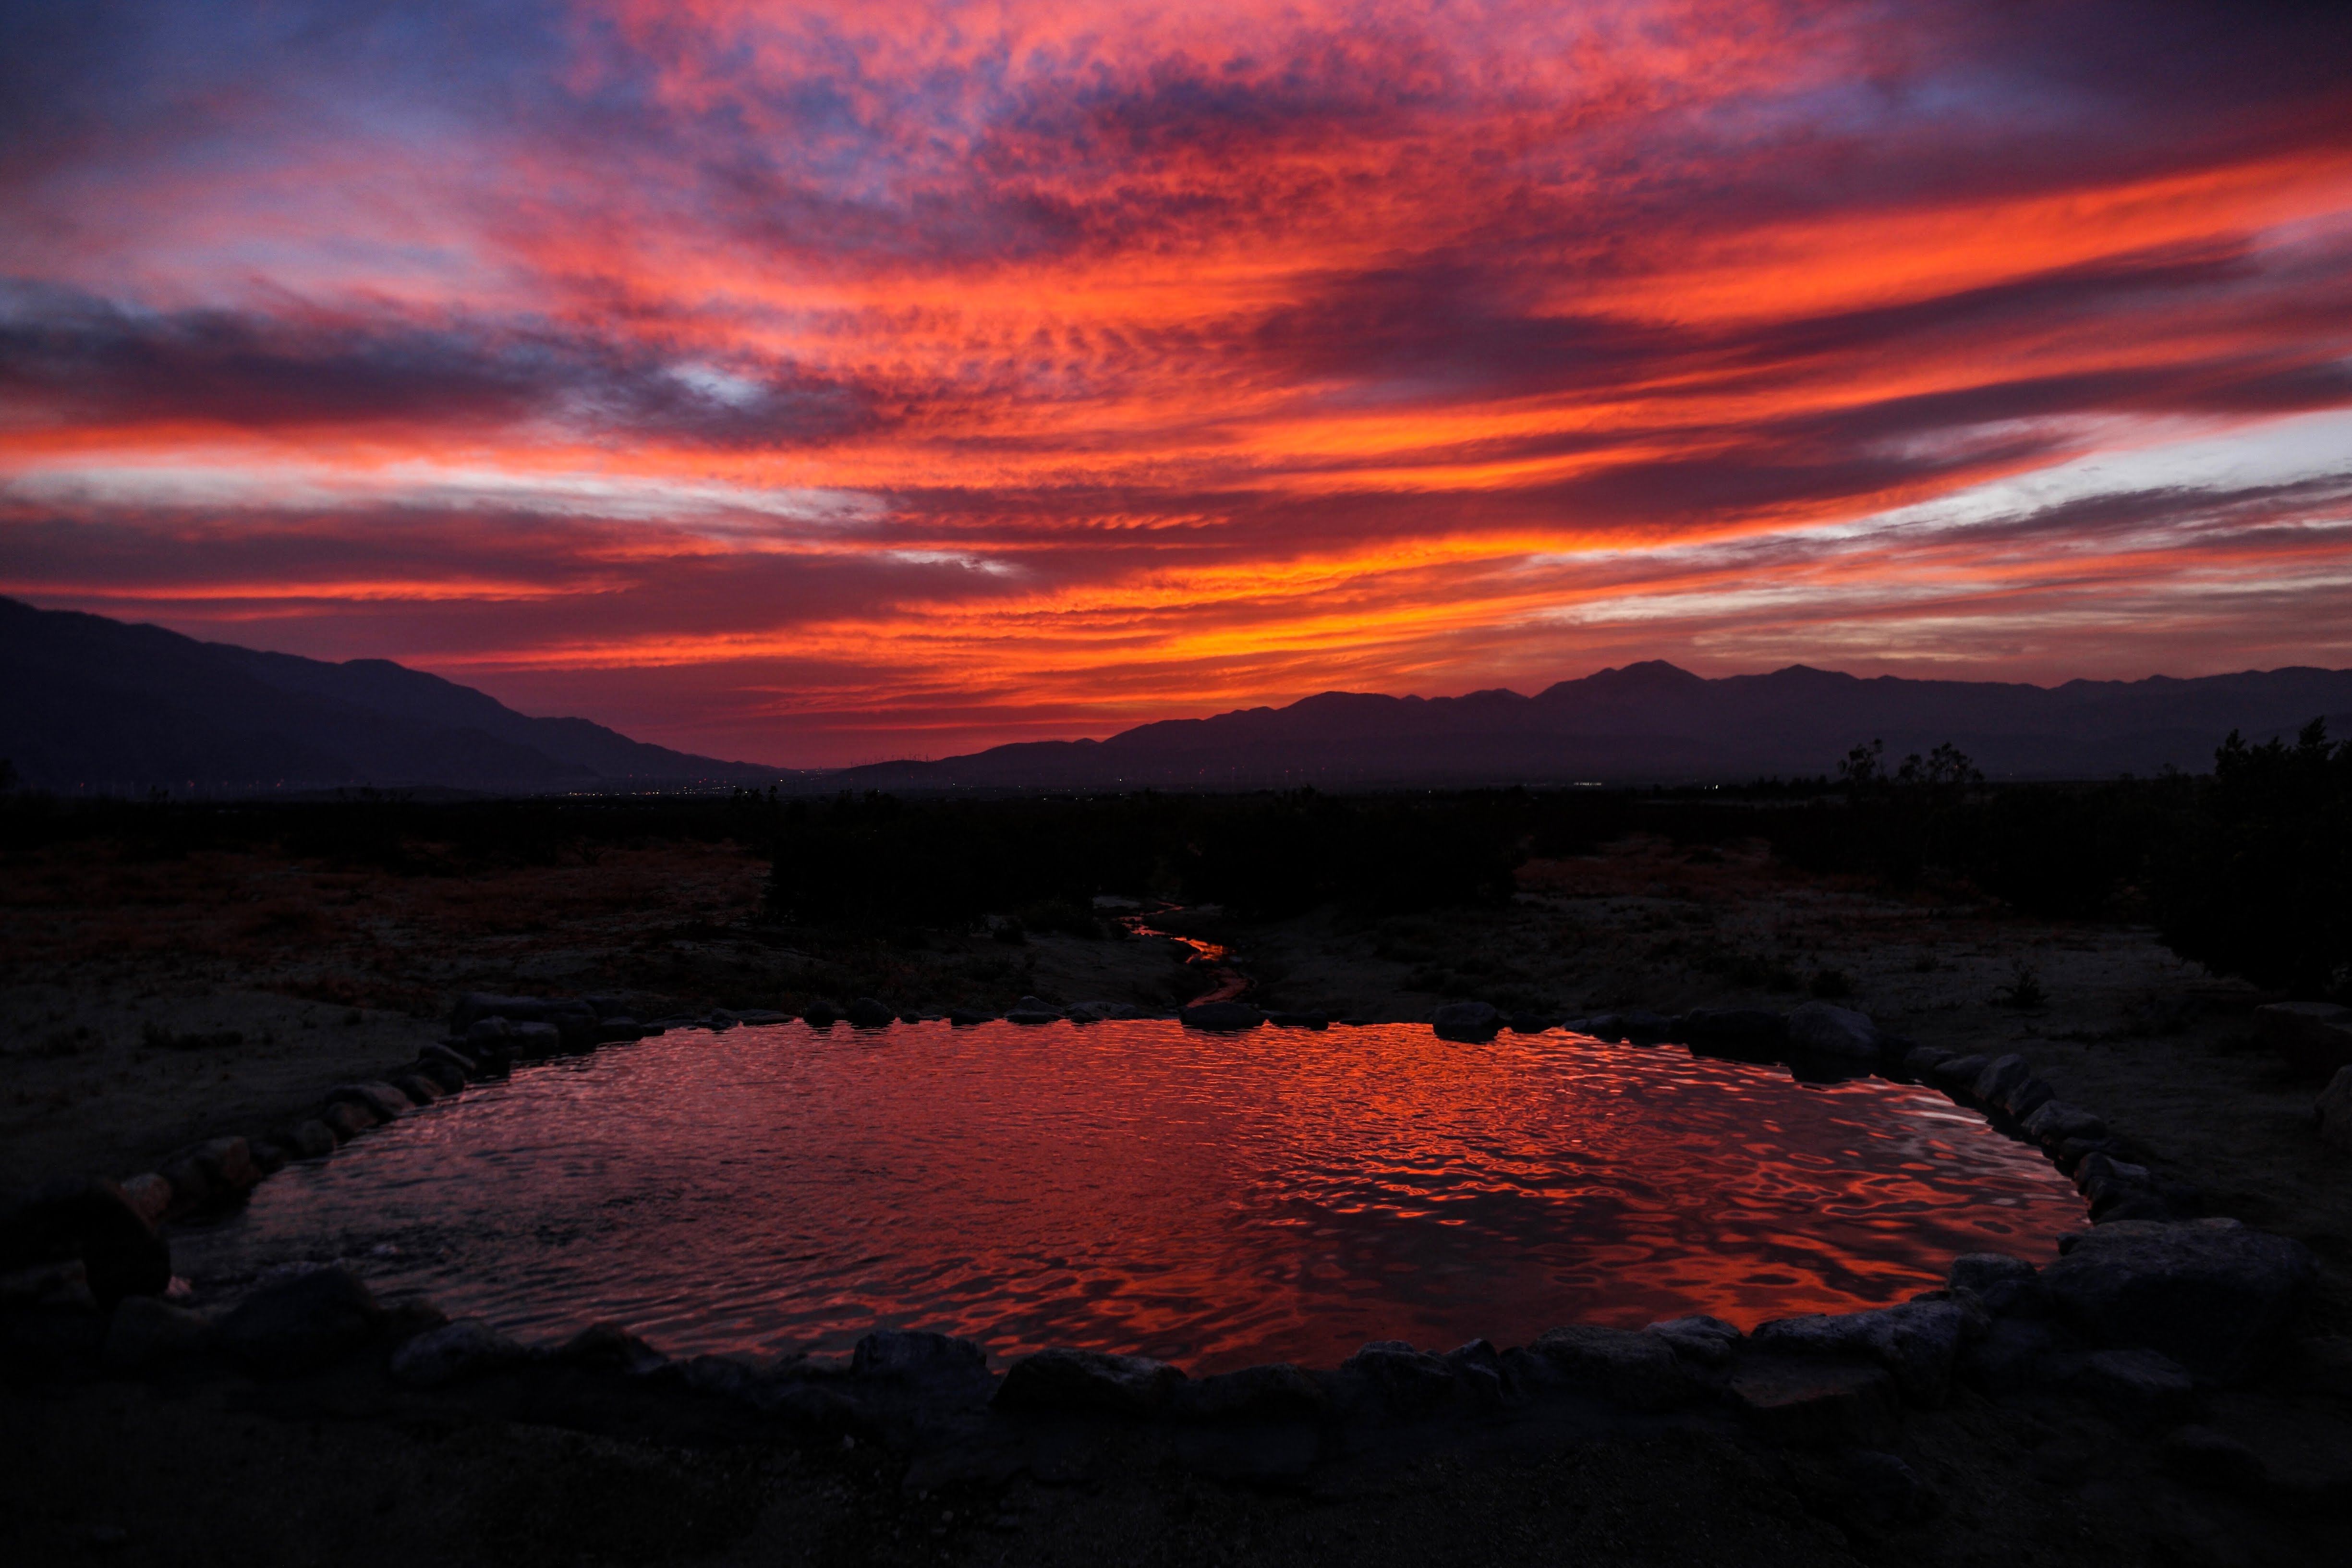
[5,788,2352,1567]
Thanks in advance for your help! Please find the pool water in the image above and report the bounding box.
[173,1021,2084,1374]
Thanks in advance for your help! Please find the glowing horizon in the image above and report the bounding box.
[4,1,2349,765]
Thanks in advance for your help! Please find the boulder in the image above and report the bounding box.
[216,1267,384,1374]
[451,993,552,1030]
[1786,1002,1882,1058]
[994,1347,1186,1414]
[1340,1340,1456,1411]
[1006,1007,1063,1025]
[326,1082,410,1121]
[391,1074,443,1106]
[389,1318,529,1386]
[464,1017,515,1050]
[1973,1054,2033,1105]
[850,1328,989,1382]
[116,1174,172,1230]
[1899,1045,1953,1073]
[553,1321,667,1375]
[411,1059,467,1095]
[0,1257,96,1311]
[1728,1360,1900,1447]
[1752,1301,1977,1405]
[102,1296,215,1373]
[1430,1001,1502,1040]
[1529,1325,1700,1410]
[595,1017,645,1043]
[1267,1010,1329,1029]
[1180,1001,1263,1031]
[246,1140,290,1176]
[1180,1361,1329,1421]
[1948,1253,2040,1314]
[159,1137,260,1215]
[1505,1013,1556,1034]
[0,1177,170,1306]
[281,1120,338,1159]
[1444,1339,1506,1404]
[1929,1054,1988,1090]
[2022,1101,2107,1148]
[946,1009,996,1026]
[421,1043,479,1075]
[508,1021,561,1053]
[320,1101,376,1141]
[1680,1009,1789,1051]
[2074,1152,2164,1220]
[1646,1314,1744,1367]
[799,1002,838,1027]
[2254,1001,2352,1073]
[2316,1066,2352,1155]
[843,997,895,1028]
[1995,1077,2056,1120]
[2038,1218,2315,1378]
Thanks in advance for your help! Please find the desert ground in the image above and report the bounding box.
[4,824,2350,1565]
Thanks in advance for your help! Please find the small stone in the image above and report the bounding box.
[1530,1324,1700,1410]
[217,1266,383,1374]
[1267,1011,1329,1029]
[1787,1001,1882,1057]
[994,1347,1186,1413]
[1340,1340,1456,1411]
[101,1295,214,1373]
[1180,1001,1263,1031]
[389,1318,528,1386]
[1430,1001,1501,1039]
[1646,1314,1744,1366]
[282,1120,338,1158]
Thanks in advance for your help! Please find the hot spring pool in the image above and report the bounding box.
[173,1021,2085,1373]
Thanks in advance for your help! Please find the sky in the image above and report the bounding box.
[3,0,2350,766]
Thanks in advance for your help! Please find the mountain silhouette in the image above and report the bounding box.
[832,658,2352,789]
[0,597,779,794]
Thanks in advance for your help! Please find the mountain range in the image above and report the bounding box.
[7,596,2348,794]
[833,661,2352,789]
[0,597,779,794]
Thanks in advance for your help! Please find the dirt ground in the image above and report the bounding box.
[5,827,2351,1566]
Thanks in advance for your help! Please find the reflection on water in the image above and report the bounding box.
[174,1021,2084,1373]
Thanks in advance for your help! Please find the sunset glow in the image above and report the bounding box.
[5,0,2349,763]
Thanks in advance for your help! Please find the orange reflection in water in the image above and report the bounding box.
[175,1022,2085,1373]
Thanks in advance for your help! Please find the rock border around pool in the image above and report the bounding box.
[0,989,2332,1490]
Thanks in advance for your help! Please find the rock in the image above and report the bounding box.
[1996,1077,2056,1119]
[946,1009,996,1026]
[1340,1340,1456,1411]
[1180,1001,1263,1031]
[159,1137,259,1215]
[1529,1324,1700,1410]
[327,1082,411,1120]
[595,1017,644,1043]
[101,1295,214,1373]
[844,997,895,1028]
[451,993,549,1031]
[2161,1425,2269,1494]
[1957,1315,2065,1392]
[1752,1301,1977,1405]
[553,1321,666,1374]
[2255,1001,2352,1073]
[1930,1054,1988,1089]
[282,1120,337,1159]
[1646,1314,1744,1367]
[2074,1347,2197,1419]
[1973,1053,2033,1104]
[389,1318,529,1386]
[0,1177,170,1306]
[411,1059,466,1094]
[1786,1002,1882,1058]
[2074,1152,2164,1219]
[2022,1101,2107,1148]
[1181,1361,1329,1421]
[2039,1218,2315,1378]
[1728,1359,1900,1446]
[1267,1010,1329,1029]
[216,1267,384,1373]
[246,1140,290,1176]
[320,1101,376,1140]
[994,1347,1186,1413]
[463,1017,515,1049]
[1680,1009,1789,1051]
[391,1074,443,1106]
[1430,1001,1501,1040]
[2317,1066,2352,1155]
[1445,1339,1506,1404]
[850,1328,989,1382]
[1005,1007,1062,1025]
[421,1041,479,1072]
[1505,1013,1556,1033]
[1616,1009,1675,1041]
[508,1021,561,1053]
[1948,1253,2040,1314]
[1899,1044,1953,1073]
[116,1174,172,1230]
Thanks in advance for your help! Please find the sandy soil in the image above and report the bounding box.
[6,826,2351,1566]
